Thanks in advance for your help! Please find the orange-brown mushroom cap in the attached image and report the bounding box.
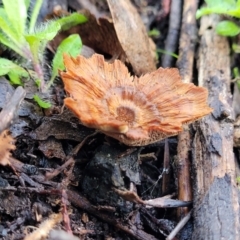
[60,54,212,146]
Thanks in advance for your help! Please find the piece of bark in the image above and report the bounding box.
[192,14,239,239]
[177,0,198,83]
[177,128,192,217]
[234,115,240,147]
[176,0,199,219]
[233,83,240,117]
[106,0,156,75]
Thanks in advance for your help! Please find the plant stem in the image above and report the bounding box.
[46,74,56,90]
[33,61,46,92]
[25,47,46,92]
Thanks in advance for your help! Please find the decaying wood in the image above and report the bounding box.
[161,0,182,68]
[192,14,240,239]
[176,129,192,217]
[67,190,158,240]
[176,0,199,218]
[177,0,199,83]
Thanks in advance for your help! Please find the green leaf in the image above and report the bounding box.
[216,20,240,36]
[0,32,25,56]
[35,79,41,88]
[196,0,240,19]
[0,58,29,76]
[232,43,240,53]
[33,94,51,108]
[25,21,61,61]
[24,35,41,62]
[56,13,87,31]
[0,60,12,76]
[237,176,240,185]
[156,49,178,59]
[0,8,23,44]
[0,58,29,85]
[205,0,236,8]
[8,71,23,85]
[196,8,213,19]
[26,21,61,41]
[0,8,29,57]
[51,34,82,79]
[25,21,61,53]
[233,67,240,78]
[2,0,27,36]
[29,0,43,33]
[237,176,240,184]
[148,29,160,37]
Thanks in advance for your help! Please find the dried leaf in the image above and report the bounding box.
[113,188,144,204]
[38,138,66,160]
[0,130,15,166]
[144,197,191,208]
[60,54,213,146]
[106,0,156,75]
[49,9,126,62]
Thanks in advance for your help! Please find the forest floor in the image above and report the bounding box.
[0,0,239,240]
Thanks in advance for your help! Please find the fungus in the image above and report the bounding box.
[60,54,212,146]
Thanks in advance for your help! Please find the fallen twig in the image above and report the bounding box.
[0,86,25,133]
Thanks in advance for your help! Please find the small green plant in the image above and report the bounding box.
[148,28,160,37]
[0,0,87,107]
[233,66,240,92]
[156,49,178,59]
[196,0,240,36]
